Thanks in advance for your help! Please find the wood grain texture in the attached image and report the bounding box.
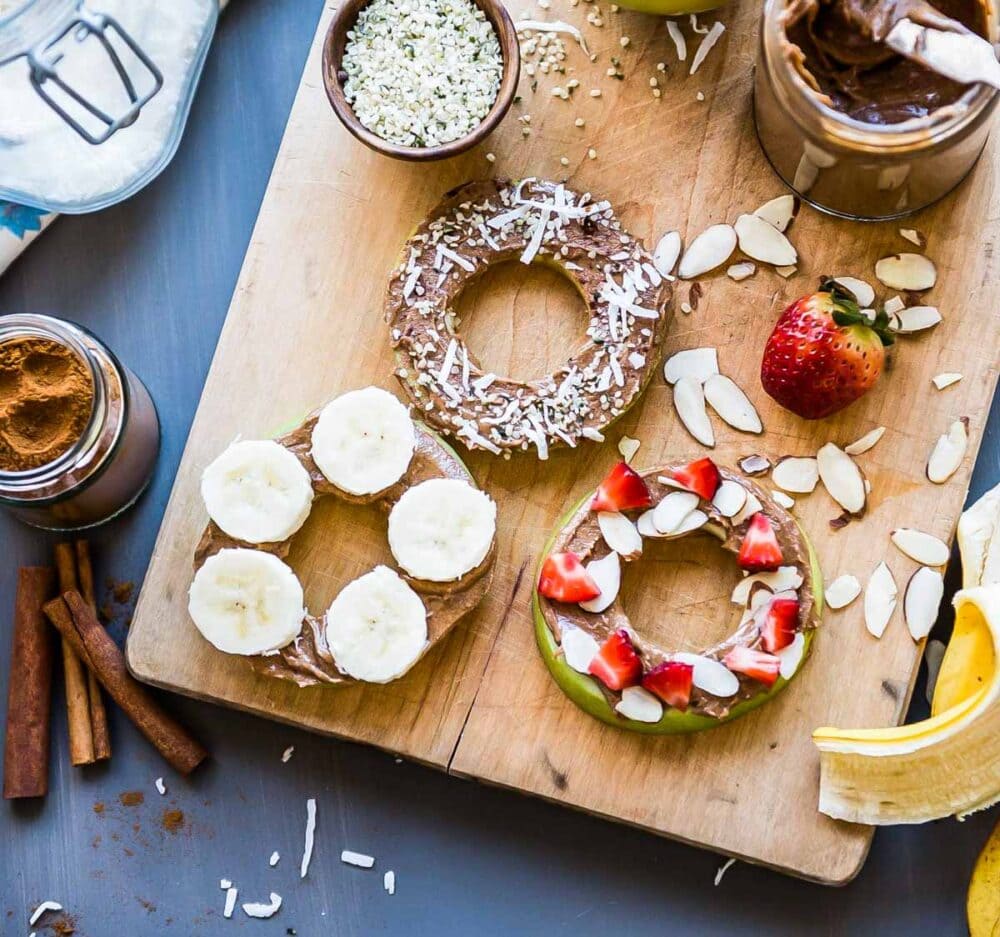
[127,0,1000,882]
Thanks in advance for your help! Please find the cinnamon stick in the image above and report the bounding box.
[3,567,56,799]
[74,541,112,762]
[44,592,208,775]
[54,542,95,765]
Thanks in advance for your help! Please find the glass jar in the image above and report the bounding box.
[0,313,160,530]
[753,0,999,220]
[0,0,218,213]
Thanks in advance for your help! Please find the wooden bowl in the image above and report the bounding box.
[321,0,521,162]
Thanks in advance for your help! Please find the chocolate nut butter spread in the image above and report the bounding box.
[784,0,991,123]
[0,336,94,472]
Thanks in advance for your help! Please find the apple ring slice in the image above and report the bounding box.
[386,178,672,459]
[534,458,823,734]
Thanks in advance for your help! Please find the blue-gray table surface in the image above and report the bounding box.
[1,1,997,934]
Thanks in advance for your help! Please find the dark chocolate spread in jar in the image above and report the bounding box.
[0,314,160,531]
[784,0,992,123]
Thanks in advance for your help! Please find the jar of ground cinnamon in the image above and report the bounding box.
[0,314,159,530]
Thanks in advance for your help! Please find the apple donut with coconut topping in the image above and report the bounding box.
[187,386,497,687]
[534,458,824,733]
[386,178,672,459]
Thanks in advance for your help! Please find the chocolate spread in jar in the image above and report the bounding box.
[784,0,991,122]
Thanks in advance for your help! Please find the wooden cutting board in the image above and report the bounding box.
[127,0,1000,882]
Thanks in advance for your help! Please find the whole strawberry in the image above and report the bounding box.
[760,279,894,420]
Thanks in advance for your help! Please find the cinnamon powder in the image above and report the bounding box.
[0,337,93,472]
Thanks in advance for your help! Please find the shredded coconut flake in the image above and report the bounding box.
[29,902,62,927]
[154,777,166,795]
[281,745,294,763]
[384,870,396,895]
[242,893,281,919]
[690,22,726,75]
[667,20,687,60]
[301,798,317,879]
[223,887,238,919]
[714,858,737,886]
[342,849,376,868]
[269,851,280,867]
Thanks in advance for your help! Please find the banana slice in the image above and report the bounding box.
[311,387,416,495]
[388,477,496,582]
[201,440,314,544]
[189,548,305,655]
[325,566,428,682]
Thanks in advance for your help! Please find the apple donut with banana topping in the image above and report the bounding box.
[535,458,823,733]
[386,178,672,459]
[186,386,496,687]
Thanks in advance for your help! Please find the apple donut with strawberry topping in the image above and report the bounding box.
[386,178,671,459]
[534,458,823,733]
[186,386,497,688]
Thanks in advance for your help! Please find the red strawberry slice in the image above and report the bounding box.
[759,597,799,653]
[665,457,721,501]
[737,512,784,571]
[588,629,643,690]
[538,552,601,603]
[591,462,653,513]
[723,645,781,686]
[641,660,694,710]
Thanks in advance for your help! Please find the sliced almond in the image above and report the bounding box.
[653,230,682,277]
[864,561,897,638]
[618,435,640,463]
[892,306,941,333]
[904,566,944,641]
[726,261,756,281]
[666,509,709,537]
[731,490,764,526]
[615,685,664,723]
[874,253,937,291]
[734,213,797,267]
[829,276,875,308]
[753,194,797,233]
[772,490,795,510]
[884,295,906,315]
[899,228,924,247]
[731,565,803,606]
[891,528,950,566]
[844,426,886,456]
[738,454,771,476]
[561,625,599,673]
[817,443,866,514]
[636,509,657,537]
[774,264,798,278]
[771,456,819,493]
[652,490,700,534]
[711,480,747,518]
[932,372,962,390]
[673,376,715,447]
[703,374,763,434]
[677,224,737,279]
[927,418,968,484]
[777,632,806,679]
[825,574,861,610]
[672,652,739,697]
[579,551,621,614]
[663,347,719,385]
[598,512,642,560]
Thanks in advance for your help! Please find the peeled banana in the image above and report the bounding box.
[813,483,1000,825]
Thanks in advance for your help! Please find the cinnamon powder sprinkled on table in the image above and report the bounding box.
[119,790,144,807]
[161,808,185,833]
[0,337,94,472]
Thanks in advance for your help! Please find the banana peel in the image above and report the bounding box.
[814,586,1000,824]
[968,820,1000,937]
[933,482,1000,714]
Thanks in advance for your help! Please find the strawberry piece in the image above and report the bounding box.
[759,597,799,653]
[538,552,600,603]
[723,645,781,686]
[665,457,721,501]
[760,281,894,420]
[737,513,784,572]
[588,629,642,690]
[641,660,694,711]
[591,462,653,513]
